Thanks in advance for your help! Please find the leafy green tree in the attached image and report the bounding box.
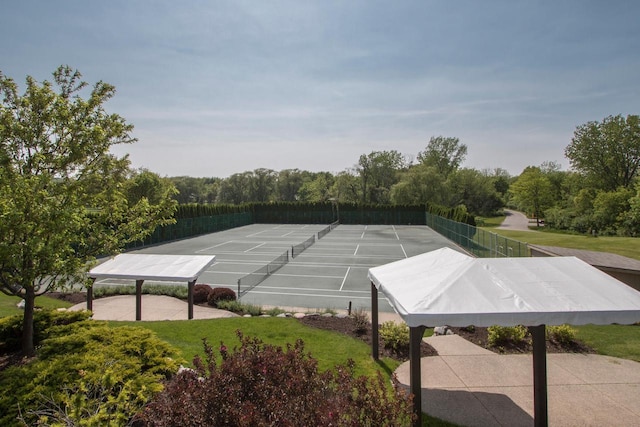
[217,171,252,204]
[565,114,640,191]
[446,168,503,216]
[390,163,446,205]
[247,168,276,202]
[125,169,177,207]
[297,172,335,202]
[356,150,406,204]
[591,187,633,235]
[509,167,554,226]
[417,136,467,178]
[0,66,176,356]
[276,168,310,201]
[169,176,220,204]
[330,171,360,203]
[624,181,640,235]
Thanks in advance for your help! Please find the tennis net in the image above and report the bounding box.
[237,250,289,297]
[318,220,339,239]
[291,235,316,258]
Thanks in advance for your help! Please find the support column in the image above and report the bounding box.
[188,280,195,320]
[530,325,548,427]
[136,279,144,321]
[87,278,95,311]
[410,326,425,427]
[371,282,379,360]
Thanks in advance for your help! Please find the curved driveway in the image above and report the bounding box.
[497,209,533,232]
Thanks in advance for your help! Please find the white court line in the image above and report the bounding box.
[392,225,400,240]
[400,244,407,258]
[248,285,370,294]
[360,225,367,239]
[244,290,372,300]
[353,244,360,256]
[246,230,271,237]
[339,267,351,291]
[273,273,345,279]
[196,241,234,253]
[245,242,267,252]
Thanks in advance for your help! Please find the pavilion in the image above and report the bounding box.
[368,247,640,427]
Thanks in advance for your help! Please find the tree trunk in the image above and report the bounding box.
[21,287,36,357]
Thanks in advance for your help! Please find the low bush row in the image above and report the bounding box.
[0,310,182,426]
[133,331,415,426]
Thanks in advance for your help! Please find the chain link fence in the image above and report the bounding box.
[425,212,529,258]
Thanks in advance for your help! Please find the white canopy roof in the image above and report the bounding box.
[368,247,640,327]
[89,254,216,282]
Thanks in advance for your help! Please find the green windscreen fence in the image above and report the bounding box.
[127,212,253,249]
[425,212,529,258]
[125,205,529,259]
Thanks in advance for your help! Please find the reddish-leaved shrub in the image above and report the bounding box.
[206,287,236,307]
[133,331,414,426]
[192,284,213,304]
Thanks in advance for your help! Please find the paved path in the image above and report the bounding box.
[497,209,535,232]
[395,335,640,427]
[69,295,240,321]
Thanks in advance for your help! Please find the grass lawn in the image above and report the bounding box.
[117,317,401,378]
[115,317,457,427]
[575,324,640,363]
[481,220,640,261]
[0,293,73,318]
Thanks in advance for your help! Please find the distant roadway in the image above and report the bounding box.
[497,209,534,232]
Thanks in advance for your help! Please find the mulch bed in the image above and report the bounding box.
[451,326,596,355]
[298,315,437,361]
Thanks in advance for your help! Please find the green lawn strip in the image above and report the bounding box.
[117,317,461,425]
[116,317,401,378]
[481,227,640,261]
[0,293,72,318]
[574,324,640,362]
[476,215,506,227]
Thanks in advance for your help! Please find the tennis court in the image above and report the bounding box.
[93,223,458,313]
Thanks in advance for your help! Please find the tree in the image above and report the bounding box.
[297,172,334,202]
[355,150,406,204]
[446,168,503,216]
[217,172,252,204]
[390,163,446,205]
[0,66,176,355]
[125,169,177,206]
[509,167,554,226]
[417,136,467,178]
[565,114,640,191]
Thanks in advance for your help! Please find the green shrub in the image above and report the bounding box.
[92,284,188,299]
[546,324,577,345]
[207,287,237,307]
[215,300,262,316]
[133,331,415,426]
[192,284,213,304]
[487,325,529,347]
[0,322,182,426]
[379,321,410,353]
[0,309,92,352]
[352,308,369,335]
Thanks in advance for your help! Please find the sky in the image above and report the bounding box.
[2,1,639,178]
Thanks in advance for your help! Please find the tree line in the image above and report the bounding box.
[169,136,508,219]
[168,114,640,237]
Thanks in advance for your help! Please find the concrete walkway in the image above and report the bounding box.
[69,295,240,321]
[395,335,640,427]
